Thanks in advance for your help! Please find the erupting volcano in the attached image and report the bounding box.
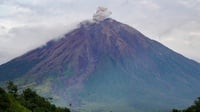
[0,8,200,112]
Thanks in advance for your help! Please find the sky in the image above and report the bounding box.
[0,0,200,65]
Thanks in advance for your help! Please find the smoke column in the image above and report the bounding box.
[93,7,112,22]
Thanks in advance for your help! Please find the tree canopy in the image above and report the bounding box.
[172,97,200,112]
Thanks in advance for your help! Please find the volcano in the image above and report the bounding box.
[0,18,200,112]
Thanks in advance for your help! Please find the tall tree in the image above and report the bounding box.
[6,80,18,97]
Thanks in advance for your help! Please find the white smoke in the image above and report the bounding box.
[93,6,112,22]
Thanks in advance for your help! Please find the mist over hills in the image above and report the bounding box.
[0,18,200,112]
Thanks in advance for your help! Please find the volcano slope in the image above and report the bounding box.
[0,18,200,112]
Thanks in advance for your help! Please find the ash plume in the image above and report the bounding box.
[93,6,112,22]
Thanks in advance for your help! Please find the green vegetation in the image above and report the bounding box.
[0,86,30,112]
[172,97,200,112]
[0,81,70,112]
[7,81,18,97]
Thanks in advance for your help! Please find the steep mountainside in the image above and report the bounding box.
[0,18,200,112]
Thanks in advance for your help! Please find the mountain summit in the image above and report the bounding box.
[0,18,200,112]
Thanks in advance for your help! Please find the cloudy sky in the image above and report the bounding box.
[0,0,200,64]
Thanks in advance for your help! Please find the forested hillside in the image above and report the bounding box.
[0,81,70,112]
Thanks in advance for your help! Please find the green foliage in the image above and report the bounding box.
[172,109,180,112]
[0,87,10,111]
[0,87,30,112]
[19,88,70,112]
[0,81,70,112]
[172,97,200,112]
[6,80,18,97]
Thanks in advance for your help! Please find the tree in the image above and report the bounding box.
[172,97,200,112]
[172,109,180,112]
[6,80,18,97]
[20,88,70,112]
[0,87,10,111]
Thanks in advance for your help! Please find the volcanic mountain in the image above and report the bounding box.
[0,18,200,112]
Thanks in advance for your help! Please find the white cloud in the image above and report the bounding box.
[178,0,200,11]
[139,0,160,10]
[0,23,78,64]
[159,20,200,62]
[0,0,200,64]
[189,31,200,36]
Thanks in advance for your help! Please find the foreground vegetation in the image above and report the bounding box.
[1,81,200,112]
[172,97,200,112]
[0,81,70,112]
